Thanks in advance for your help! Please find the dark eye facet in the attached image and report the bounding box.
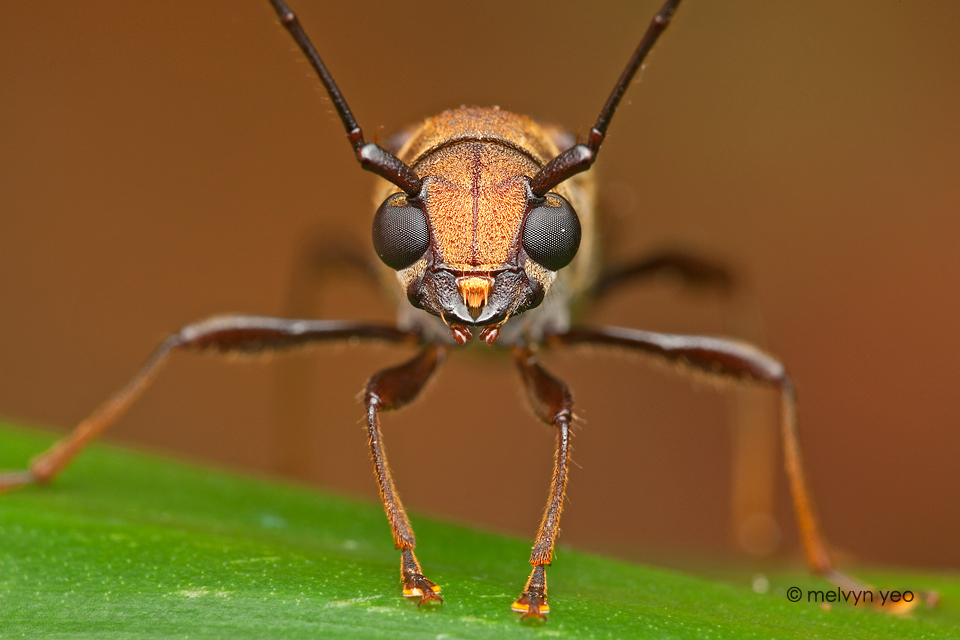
[522,194,581,271]
[372,194,430,270]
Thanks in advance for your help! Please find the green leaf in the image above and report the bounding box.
[1,423,957,639]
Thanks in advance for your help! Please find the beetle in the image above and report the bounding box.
[0,0,924,621]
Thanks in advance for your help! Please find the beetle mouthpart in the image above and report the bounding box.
[449,323,472,345]
[478,323,502,345]
[456,276,494,320]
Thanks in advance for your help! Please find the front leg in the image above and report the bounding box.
[510,345,574,622]
[364,346,446,605]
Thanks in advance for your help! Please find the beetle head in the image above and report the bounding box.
[371,127,581,343]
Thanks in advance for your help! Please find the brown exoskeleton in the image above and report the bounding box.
[0,0,926,622]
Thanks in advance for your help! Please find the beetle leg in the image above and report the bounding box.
[0,316,418,492]
[282,236,379,321]
[364,345,445,606]
[591,248,735,301]
[276,236,379,477]
[547,325,934,612]
[592,249,780,555]
[510,345,574,621]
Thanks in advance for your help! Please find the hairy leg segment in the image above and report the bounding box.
[591,249,781,555]
[511,345,574,621]
[364,345,446,605]
[0,315,417,490]
[547,324,928,612]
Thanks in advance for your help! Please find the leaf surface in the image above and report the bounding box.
[1,424,957,639]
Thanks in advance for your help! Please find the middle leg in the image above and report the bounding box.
[548,325,933,612]
[364,345,445,605]
[276,235,380,477]
[591,248,779,555]
[511,345,574,621]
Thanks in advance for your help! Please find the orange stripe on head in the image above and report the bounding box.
[417,142,539,269]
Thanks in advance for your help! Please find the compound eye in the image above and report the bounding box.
[521,194,581,271]
[372,194,430,270]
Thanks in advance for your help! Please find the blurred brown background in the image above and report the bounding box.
[1,1,958,570]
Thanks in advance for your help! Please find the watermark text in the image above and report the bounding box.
[785,586,914,606]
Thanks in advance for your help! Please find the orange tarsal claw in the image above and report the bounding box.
[400,549,442,606]
[512,592,549,623]
[512,565,549,622]
[402,576,442,606]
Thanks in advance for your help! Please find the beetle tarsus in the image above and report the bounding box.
[512,564,550,621]
[0,470,36,493]
[512,589,549,622]
[401,548,442,606]
[921,590,940,609]
[403,574,443,607]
